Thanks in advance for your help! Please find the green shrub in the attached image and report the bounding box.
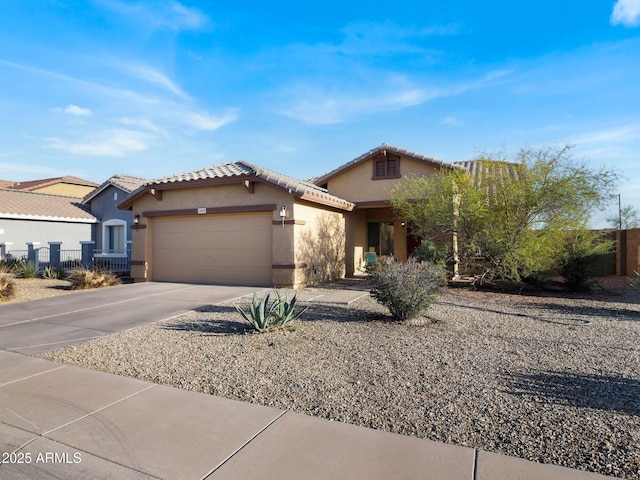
[42,266,66,280]
[0,275,15,302]
[410,239,448,267]
[68,267,120,290]
[559,230,614,292]
[14,261,39,279]
[631,271,640,294]
[236,289,308,333]
[368,257,445,321]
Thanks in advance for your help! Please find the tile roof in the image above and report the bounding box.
[83,174,148,204]
[455,160,524,186]
[0,189,97,223]
[0,180,15,189]
[312,143,466,185]
[122,161,355,211]
[7,176,99,191]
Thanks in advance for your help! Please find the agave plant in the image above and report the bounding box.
[235,289,308,333]
[271,289,308,330]
[235,291,279,333]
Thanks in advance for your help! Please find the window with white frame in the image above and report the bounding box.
[102,219,127,253]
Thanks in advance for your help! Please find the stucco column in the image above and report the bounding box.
[80,241,95,269]
[48,242,62,269]
[27,242,41,265]
[0,242,12,261]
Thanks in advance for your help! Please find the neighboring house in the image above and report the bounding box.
[6,176,98,198]
[82,174,147,253]
[119,144,463,288]
[0,188,96,255]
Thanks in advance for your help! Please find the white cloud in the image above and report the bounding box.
[568,124,640,145]
[611,0,640,27]
[0,161,58,179]
[63,104,92,116]
[95,0,208,31]
[179,110,238,131]
[122,62,189,98]
[45,130,154,157]
[116,117,168,136]
[278,70,510,125]
[442,116,464,127]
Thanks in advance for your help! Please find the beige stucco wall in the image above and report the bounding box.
[292,201,346,286]
[324,155,439,203]
[344,208,408,276]
[33,184,96,198]
[127,180,346,288]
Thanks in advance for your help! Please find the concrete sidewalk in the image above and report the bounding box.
[0,350,615,480]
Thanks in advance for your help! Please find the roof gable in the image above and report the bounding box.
[312,143,464,186]
[8,175,98,191]
[119,161,355,211]
[83,174,147,204]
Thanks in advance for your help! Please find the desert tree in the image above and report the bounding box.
[390,145,618,283]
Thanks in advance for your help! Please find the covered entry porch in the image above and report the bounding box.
[344,205,420,276]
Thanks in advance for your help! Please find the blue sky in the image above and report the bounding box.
[1,0,639,226]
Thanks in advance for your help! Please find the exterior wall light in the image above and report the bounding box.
[279,206,287,226]
[133,215,140,225]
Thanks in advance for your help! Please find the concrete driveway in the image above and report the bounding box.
[0,282,265,355]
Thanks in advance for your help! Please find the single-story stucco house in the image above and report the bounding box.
[119,144,464,288]
[0,188,97,258]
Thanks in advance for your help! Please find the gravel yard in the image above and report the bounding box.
[42,278,640,479]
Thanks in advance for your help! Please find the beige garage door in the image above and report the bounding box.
[152,213,273,286]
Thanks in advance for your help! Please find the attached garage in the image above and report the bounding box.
[151,212,273,286]
[119,161,354,288]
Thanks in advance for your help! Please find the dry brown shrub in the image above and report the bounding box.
[68,268,121,290]
[0,275,16,302]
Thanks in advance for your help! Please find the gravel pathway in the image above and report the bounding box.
[43,279,640,479]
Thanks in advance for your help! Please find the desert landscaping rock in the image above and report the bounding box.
[42,278,640,479]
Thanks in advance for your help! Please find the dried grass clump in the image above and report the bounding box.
[0,275,16,302]
[68,268,121,290]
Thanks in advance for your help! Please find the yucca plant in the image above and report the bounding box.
[14,261,39,279]
[42,266,66,280]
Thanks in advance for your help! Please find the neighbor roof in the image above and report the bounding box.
[311,143,465,186]
[455,159,524,186]
[0,189,97,223]
[119,161,355,211]
[0,180,15,189]
[83,174,148,204]
[7,176,98,192]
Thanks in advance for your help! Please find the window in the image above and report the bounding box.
[102,219,127,253]
[373,154,400,179]
[108,225,125,251]
[368,222,395,256]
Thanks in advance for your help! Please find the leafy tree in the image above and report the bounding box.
[607,204,640,229]
[390,145,618,283]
